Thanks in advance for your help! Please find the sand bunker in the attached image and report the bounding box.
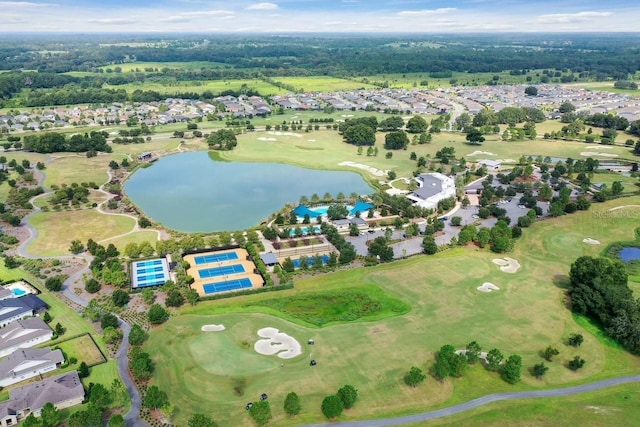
[477,282,500,293]
[267,131,302,137]
[586,145,613,150]
[492,257,521,273]
[257,137,277,142]
[456,350,491,363]
[580,152,619,158]
[254,327,302,360]
[201,324,225,332]
[338,161,386,177]
[583,238,601,245]
[468,150,497,157]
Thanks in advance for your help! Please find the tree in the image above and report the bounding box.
[138,217,152,228]
[379,116,404,131]
[45,275,64,292]
[406,115,428,133]
[568,333,584,347]
[54,322,65,336]
[85,278,101,294]
[423,236,438,255]
[78,361,90,378]
[465,341,482,364]
[109,415,126,427]
[337,384,358,409]
[524,86,538,96]
[611,180,624,195]
[128,324,148,346]
[22,414,41,427]
[111,289,130,307]
[207,129,237,150]
[486,348,503,371]
[246,400,271,425]
[165,288,184,307]
[568,355,586,371]
[343,123,376,146]
[542,346,560,362]
[501,355,522,384]
[69,239,84,254]
[321,395,344,419]
[384,131,409,150]
[143,385,168,409]
[148,304,169,324]
[103,326,123,345]
[559,102,576,113]
[404,366,426,387]
[89,383,111,409]
[548,201,565,217]
[101,313,119,329]
[40,402,60,427]
[109,160,120,170]
[284,391,301,416]
[450,216,462,226]
[327,204,349,220]
[188,414,218,427]
[532,362,548,378]
[465,127,485,144]
[43,311,52,323]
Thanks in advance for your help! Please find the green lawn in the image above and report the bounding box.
[55,334,106,367]
[43,154,114,187]
[144,197,640,426]
[27,210,135,256]
[271,76,377,92]
[101,230,160,250]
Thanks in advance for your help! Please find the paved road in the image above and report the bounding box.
[15,166,147,427]
[303,375,640,427]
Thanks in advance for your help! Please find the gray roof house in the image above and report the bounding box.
[0,299,36,328]
[0,318,53,358]
[0,289,13,302]
[0,347,64,388]
[406,173,457,210]
[0,371,84,427]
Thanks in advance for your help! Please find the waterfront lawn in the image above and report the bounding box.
[27,210,135,256]
[102,230,160,252]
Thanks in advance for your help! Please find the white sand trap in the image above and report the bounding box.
[580,151,619,158]
[307,139,316,142]
[492,257,521,273]
[201,324,225,332]
[495,158,517,163]
[583,238,601,245]
[340,114,354,118]
[257,137,277,141]
[586,145,613,150]
[338,161,386,177]
[254,327,302,360]
[468,150,497,157]
[456,350,491,363]
[477,282,500,293]
[267,131,302,137]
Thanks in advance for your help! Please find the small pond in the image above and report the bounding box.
[619,247,640,262]
[124,151,373,232]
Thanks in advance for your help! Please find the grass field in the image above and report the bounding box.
[144,197,640,426]
[43,154,115,187]
[271,76,377,92]
[101,230,160,250]
[55,334,107,367]
[27,210,135,256]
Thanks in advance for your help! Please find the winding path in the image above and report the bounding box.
[15,165,148,427]
[304,375,640,427]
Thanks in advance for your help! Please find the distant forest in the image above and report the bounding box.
[1,33,639,106]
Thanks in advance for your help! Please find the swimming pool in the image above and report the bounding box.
[3,282,34,298]
[289,226,322,236]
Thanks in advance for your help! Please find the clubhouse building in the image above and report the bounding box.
[406,173,456,210]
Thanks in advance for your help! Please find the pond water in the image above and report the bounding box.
[619,247,640,262]
[124,151,373,232]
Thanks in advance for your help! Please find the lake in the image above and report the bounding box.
[619,246,640,262]
[124,151,374,232]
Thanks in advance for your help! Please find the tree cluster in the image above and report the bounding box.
[23,131,111,153]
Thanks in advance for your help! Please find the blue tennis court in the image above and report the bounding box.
[194,252,239,265]
[131,258,170,289]
[293,254,330,268]
[203,278,253,294]
[198,264,245,279]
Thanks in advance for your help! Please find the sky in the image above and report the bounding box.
[1,0,639,33]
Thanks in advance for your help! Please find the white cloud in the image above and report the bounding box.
[0,1,45,7]
[88,18,138,25]
[179,10,234,17]
[160,16,192,23]
[538,11,613,23]
[246,2,278,10]
[397,8,457,17]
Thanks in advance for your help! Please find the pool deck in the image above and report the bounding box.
[184,248,264,297]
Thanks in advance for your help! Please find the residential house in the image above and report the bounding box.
[0,347,64,387]
[0,299,36,328]
[0,371,84,427]
[0,318,53,358]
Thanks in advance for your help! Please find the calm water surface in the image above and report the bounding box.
[124,151,373,232]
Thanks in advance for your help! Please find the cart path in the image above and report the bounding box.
[303,375,640,427]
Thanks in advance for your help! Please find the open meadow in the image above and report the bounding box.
[144,197,640,426]
[103,78,282,96]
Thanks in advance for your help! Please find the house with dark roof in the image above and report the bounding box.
[0,371,84,426]
[0,347,64,387]
[0,299,35,328]
[0,318,53,358]
[20,295,47,314]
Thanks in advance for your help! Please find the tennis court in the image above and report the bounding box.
[293,254,330,268]
[202,278,253,294]
[198,264,246,279]
[131,258,170,289]
[194,251,239,265]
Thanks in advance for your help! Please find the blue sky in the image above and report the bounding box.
[1,0,638,33]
